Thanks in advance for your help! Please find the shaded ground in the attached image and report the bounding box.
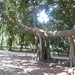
[0,50,75,75]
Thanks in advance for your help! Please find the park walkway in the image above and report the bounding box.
[0,50,73,75]
[0,50,42,75]
[0,50,25,75]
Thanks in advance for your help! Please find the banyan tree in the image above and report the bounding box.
[16,25,75,67]
[15,1,75,67]
[2,0,75,67]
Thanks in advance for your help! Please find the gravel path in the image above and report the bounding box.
[0,50,74,75]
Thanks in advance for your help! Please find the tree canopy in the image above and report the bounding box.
[0,0,75,52]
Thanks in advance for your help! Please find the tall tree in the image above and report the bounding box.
[2,0,75,66]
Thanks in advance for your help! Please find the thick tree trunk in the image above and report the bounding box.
[16,25,75,64]
[34,36,39,53]
[68,37,75,67]
[15,25,75,38]
[33,36,39,60]
[36,36,51,62]
[46,39,51,62]
[39,37,44,62]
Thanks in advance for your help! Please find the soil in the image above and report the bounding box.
[0,50,75,75]
[11,55,75,75]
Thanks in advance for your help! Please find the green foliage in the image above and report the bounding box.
[0,0,75,52]
[50,38,69,54]
[24,34,35,46]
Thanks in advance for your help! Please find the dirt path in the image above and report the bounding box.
[0,50,74,75]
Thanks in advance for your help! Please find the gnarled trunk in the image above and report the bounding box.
[36,36,51,62]
[46,39,51,62]
[68,37,75,67]
[16,25,75,64]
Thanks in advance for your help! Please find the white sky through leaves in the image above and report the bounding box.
[37,9,49,23]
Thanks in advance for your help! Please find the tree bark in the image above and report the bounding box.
[36,36,51,62]
[46,39,51,62]
[68,37,75,67]
[33,36,39,60]
[38,36,43,62]
[16,25,75,64]
[15,25,75,38]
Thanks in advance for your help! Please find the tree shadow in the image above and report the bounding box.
[12,55,70,75]
[0,53,25,75]
[25,69,44,75]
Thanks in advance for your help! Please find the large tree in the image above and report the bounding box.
[2,0,75,66]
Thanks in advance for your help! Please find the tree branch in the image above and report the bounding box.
[61,2,75,24]
[15,25,75,38]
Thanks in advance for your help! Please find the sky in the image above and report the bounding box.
[37,5,58,24]
[37,9,49,23]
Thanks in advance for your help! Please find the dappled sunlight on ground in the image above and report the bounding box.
[8,55,69,75]
[0,50,75,75]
